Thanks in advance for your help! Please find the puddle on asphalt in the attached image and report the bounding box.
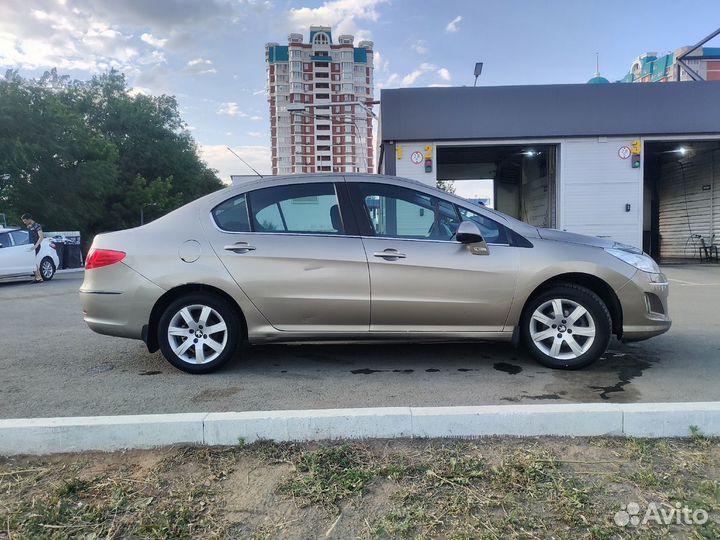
[138,370,162,376]
[351,368,415,375]
[493,362,523,375]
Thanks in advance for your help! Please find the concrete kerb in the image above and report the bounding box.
[1,402,718,456]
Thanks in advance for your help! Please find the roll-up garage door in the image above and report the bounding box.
[658,151,718,259]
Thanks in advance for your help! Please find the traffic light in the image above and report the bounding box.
[632,154,641,168]
[424,145,433,173]
[631,139,641,155]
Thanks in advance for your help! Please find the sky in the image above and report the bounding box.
[1,0,719,182]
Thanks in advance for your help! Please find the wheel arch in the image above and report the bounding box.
[519,273,623,339]
[142,283,248,353]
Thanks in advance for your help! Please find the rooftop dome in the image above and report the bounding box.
[587,75,610,84]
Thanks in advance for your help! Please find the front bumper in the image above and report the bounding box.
[80,262,165,340]
[618,270,671,342]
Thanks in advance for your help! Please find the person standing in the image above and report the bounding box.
[21,213,44,283]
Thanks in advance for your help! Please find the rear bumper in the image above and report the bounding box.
[618,270,671,342]
[80,263,165,340]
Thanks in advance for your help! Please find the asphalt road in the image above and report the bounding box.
[1,266,718,419]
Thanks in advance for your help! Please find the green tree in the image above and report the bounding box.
[436,179,456,194]
[0,69,222,247]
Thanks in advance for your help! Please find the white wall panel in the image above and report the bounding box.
[560,138,643,248]
[394,141,437,187]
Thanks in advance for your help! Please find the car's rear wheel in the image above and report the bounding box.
[40,257,56,281]
[157,294,240,374]
[522,284,611,370]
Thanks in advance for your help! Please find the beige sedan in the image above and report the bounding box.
[80,174,670,373]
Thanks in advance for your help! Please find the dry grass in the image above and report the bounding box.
[0,435,718,540]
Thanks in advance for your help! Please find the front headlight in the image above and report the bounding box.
[605,247,661,274]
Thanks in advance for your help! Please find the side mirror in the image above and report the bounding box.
[0,243,3,248]
[456,221,485,244]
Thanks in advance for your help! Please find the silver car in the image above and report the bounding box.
[80,174,670,373]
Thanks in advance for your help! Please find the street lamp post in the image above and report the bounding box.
[473,62,483,86]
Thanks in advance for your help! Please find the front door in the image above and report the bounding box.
[204,180,370,333]
[0,230,35,278]
[351,182,518,332]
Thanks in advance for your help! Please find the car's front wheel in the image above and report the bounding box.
[157,294,240,374]
[40,257,56,281]
[522,284,612,370]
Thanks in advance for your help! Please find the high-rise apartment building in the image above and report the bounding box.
[265,26,375,176]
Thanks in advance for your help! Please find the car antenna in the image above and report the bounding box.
[226,146,264,178]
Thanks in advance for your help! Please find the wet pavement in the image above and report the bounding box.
[0,265,718,418]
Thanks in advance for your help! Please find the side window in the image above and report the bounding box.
[0,232,10,248]
[248,183,344,234]
[456,206,508,244]
[358,183,459,241]
[212,194,250,232]
[10,230,29,245]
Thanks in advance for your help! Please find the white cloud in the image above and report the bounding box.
[184,57,216,74]
[373,50,389,73]
[287,0,387,40]
[200,144,271,183]
[247,131,263,138]
[140,32,167,48]
[429,83,451,87]
[400,63,437,86]
[250,115,263,121]
[437,67,451,81]
[217,102,248,117]
[446,15,462,33]
[411,39,428,55]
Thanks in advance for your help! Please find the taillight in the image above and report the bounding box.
[85,249,126,270]
[50,242,57,250]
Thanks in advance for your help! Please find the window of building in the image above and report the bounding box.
[315,72,329,79]
[315,62,329,68]
[313,33,329,45]
[316,82,329,89]
[291,61,301,70]
[358,184,460,241]
[316,125,330,131]
[290,49,302,59]
[316,145,330,151]
[316,93,330,99]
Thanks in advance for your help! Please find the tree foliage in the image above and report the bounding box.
[0,69,222,244]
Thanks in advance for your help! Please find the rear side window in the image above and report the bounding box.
[249,183,344,234]
[0,232,10,248]
[212,194,250,232]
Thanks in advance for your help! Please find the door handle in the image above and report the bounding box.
[224,242,256,253]
[373,249,406,260]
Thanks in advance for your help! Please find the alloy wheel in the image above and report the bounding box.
[167,304,228,365]
[41,259,54,280]
[529,298,596,360]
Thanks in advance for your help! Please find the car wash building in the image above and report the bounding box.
[377,82,720,261]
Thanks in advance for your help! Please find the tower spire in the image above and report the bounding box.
[595,52,600,77]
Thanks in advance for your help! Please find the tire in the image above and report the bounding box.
[521,284,612,370]
[157,293,240,374]
[40,257,56,281]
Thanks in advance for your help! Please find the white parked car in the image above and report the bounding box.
[0,227,60,282]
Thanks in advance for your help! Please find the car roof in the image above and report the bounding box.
[0,227,19,233]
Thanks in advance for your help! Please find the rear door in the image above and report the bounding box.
[204,179,370,333]
[0,230,35,278]
[349,182,518,332]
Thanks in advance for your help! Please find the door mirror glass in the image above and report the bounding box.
[456,221,485,244]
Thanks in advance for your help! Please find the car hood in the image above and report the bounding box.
[536,228,615,249]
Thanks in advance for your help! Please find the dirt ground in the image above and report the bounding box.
[1,435,718,540]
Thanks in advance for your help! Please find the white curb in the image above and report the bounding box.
[0,402,718,456]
